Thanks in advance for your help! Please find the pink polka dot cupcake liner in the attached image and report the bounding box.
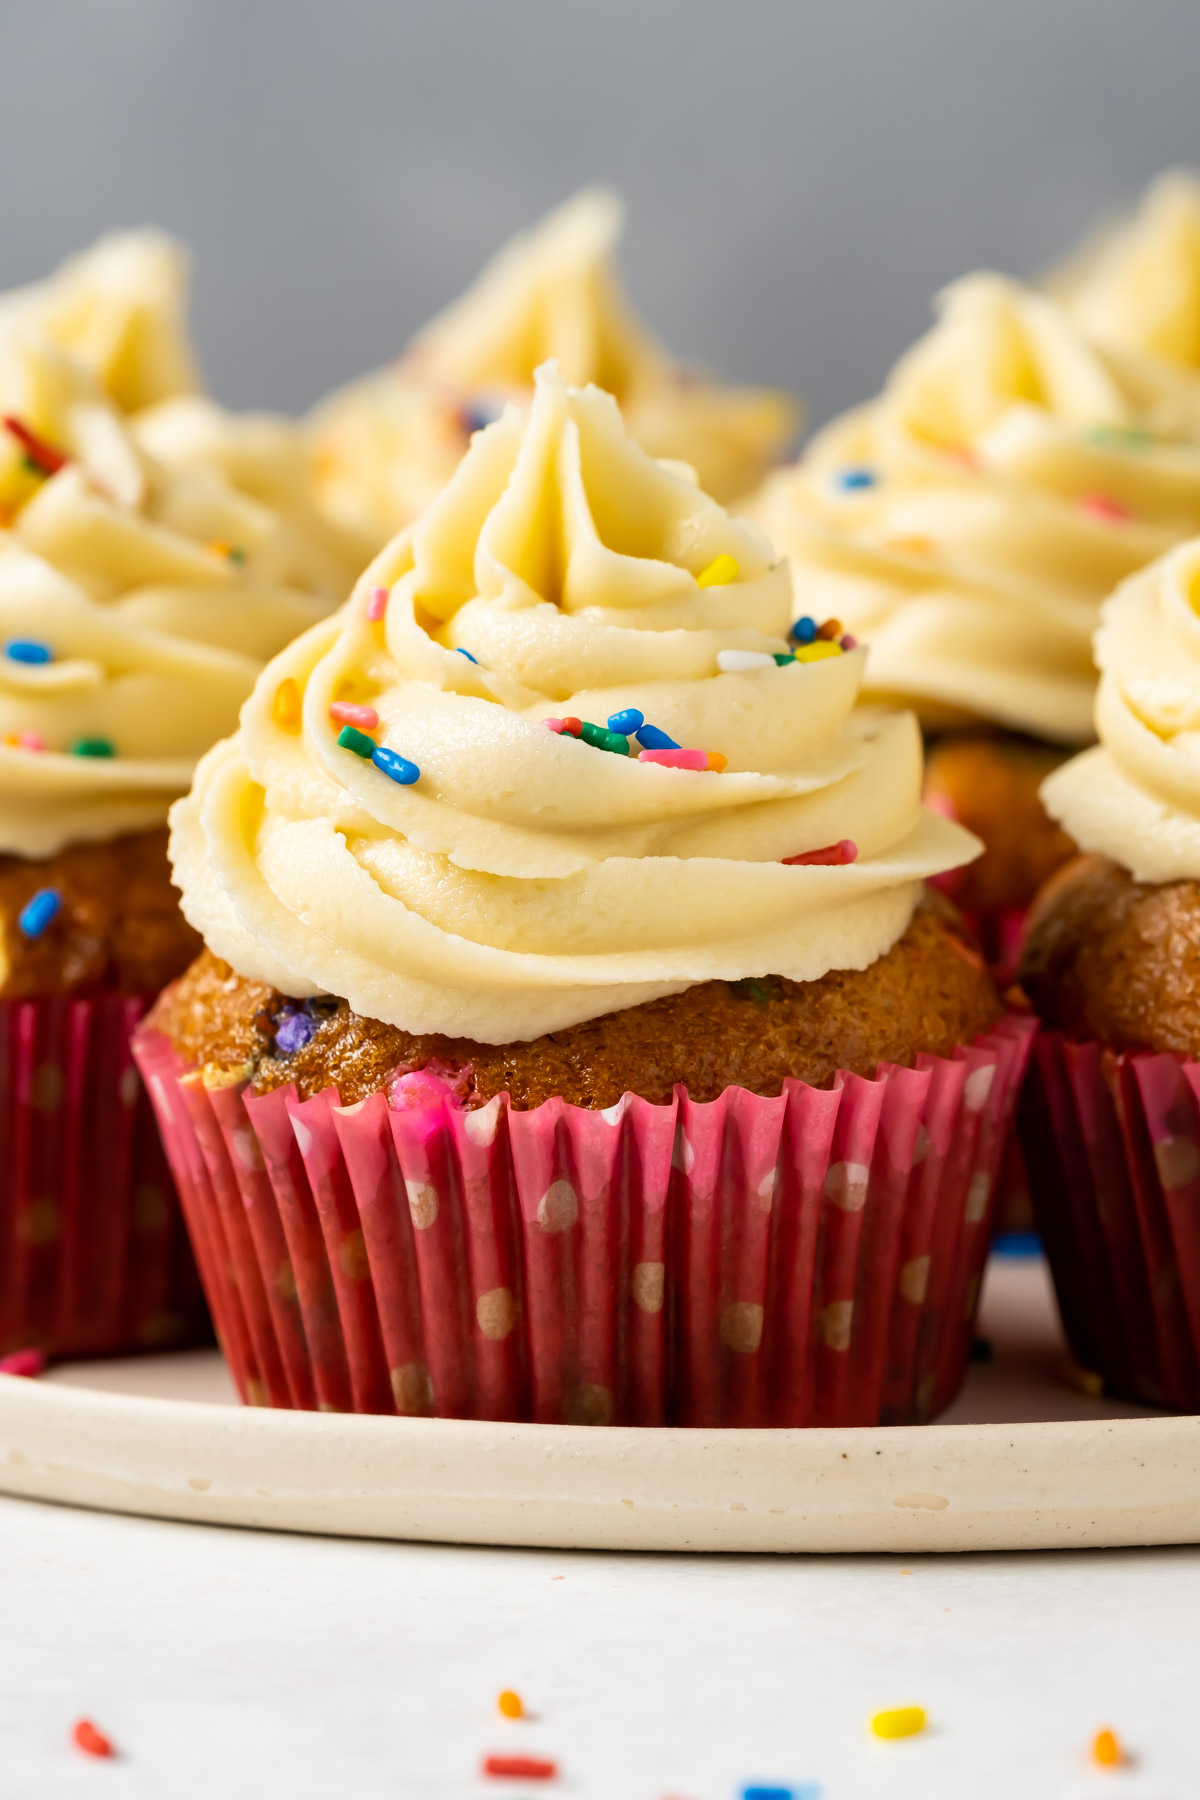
[0,995,209,1360]
[1021,1033,1200,1410]
[132,1014,1034,1427]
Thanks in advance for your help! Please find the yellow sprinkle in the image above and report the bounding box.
[497,1690,524,1720]
[696,553,740,589]
[272,677,302,732]
[1092,1728,1122,1767]
[706,751,728,773]
[871,1706,927,1740]
[792,640,843,663]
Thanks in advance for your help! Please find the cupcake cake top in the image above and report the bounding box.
[172,362,979,1044]
[312,189,797,540]
[0,332,364,858]
[755,271,1200,745]
[0,230,201,415]
[1050,171,1200,380]
[1042,537,1200,884]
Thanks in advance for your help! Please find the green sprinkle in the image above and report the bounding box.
[729,976,780,1007]
[228,546,247,566]
[579,721,631,755]
[772,652,796,666]
[1087,423,1153,451]
[71,736,115,758]
[337,724,376,758]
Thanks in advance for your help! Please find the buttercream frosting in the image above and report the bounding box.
[0,334,363,857]
[1041,538,1200,882]
[0,230,200,414]
[754,273,1200,745]
[172,362,979,1044]
[312,189,797,541]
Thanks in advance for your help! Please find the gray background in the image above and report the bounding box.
[3,0,1198,432]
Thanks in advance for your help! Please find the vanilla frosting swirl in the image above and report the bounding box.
[1041,539,1200,882]
[755,273,1200,744]
[0,231,200,414]
[0,336,364,857]
[173,363,978,1043]
[312,189,797,541]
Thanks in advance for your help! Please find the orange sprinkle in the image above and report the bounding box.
[1092,1728,1122,1766]
[706,751,728,773]
[272,677,302,732]
[206,539,232,559]
[497,1689,524,1719]
[816,617,843,641]
[72,1720,115,1759]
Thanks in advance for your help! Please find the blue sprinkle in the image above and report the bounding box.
[274,1010,316,1055]
[789,616,817,645]
[741,1787,820,1800]
[18,887,61,940]
[456,647,479,664]
[836,466,877,491]
[992,1230,1042,1259]
[635,723,679,751]
[459,396,505,435]
[607,708,644,736]
[5,638,52,665]
[372,745,421,786]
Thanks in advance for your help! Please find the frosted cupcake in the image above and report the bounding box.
[137,363,1032,1428]
[754,272,1200,954]
[0,321,363,1360]
[1020,537,1200,1407]
[312,189,797,542]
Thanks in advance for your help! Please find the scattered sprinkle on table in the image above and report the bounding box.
[366,585,390,623]
[72,1719,115,1759]
[836,466,877,490]
[71,737,116,758]
[3,414,69,475]
[782,839,858,867]
[273,677,302,731]
[696,553,740,588]
[482,1752,557,1779]
[18,886,61,939]
[497,1689,524,1719]
[1092,1727,1123,1767]
[740,1786,820,1800]
[870,1705,926,1740]
[4,638,52,664]
[330,700,379,730]
[0,1347,45,1377]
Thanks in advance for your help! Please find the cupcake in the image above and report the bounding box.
[312,188,798,543]
[1019,536,1200,1408]
[136,362,1032,1428]
[754,271,1200,961]
[0,303,363,1359]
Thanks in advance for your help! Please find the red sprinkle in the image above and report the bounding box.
[365,585,390,623]
[840,634,858,651]
[782,838,858,867]
[560,717,583,738]
[0,1347,45,1377]
[1079,491,1130,524]
[330,701,379,730]
[3,414,69,475]
[483,1753,558,1780]
[72,1720,115,1759]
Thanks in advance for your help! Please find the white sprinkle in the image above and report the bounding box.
[717,649,776,673]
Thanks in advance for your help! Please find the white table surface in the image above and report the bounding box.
[2,1263,1194,1800]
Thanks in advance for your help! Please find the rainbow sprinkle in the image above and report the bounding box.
[18,887,61,940]
[337,725,376,758]
[273,677,302,731]
[496,1690,524,1720]
[3,414,68,476]
[366,585,390,623]
[1092,1728,1123,1767]
[696,553,740,589]
[870,1706,926,1740]
[1079,492,1130,524]
[782,839,857,867]
[330,700,379,730]
[836,466,877,491]
[372,746,420,785]
[70,737,115,758]
[4,639,52,665]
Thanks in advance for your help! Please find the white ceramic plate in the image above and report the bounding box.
[1,1258,1196,1553]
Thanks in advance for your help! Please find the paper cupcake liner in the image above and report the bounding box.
[1020,1031,1200,1410]
[0,993,209,1359]
[133,1014,1035,1427]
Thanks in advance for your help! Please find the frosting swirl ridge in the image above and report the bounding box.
[172,363,978,1042]
[1042,538,1200,882]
